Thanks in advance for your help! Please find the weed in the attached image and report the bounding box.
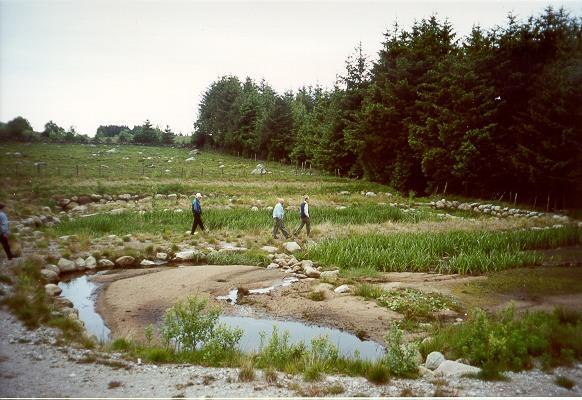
[326,383,345,395]
[238,360,256,382]
[399,386,415,396]
[111,338,133,352]
[303,364,324,382]
[107,381,123,389]
[366,363,390,384]
[263,368,278,384]
[382,327,418,377]
[555,375,575,389]
[308,290,326,301]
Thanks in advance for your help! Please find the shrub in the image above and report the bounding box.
[382,327,418,377]
[238,360,256,382]
[366,363,390,384]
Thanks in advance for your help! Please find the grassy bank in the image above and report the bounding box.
[47,204,430,237]
[306,225,581,275]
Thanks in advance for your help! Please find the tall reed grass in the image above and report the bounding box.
[306,225,581,274]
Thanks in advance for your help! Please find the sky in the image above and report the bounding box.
[1,0,580,136]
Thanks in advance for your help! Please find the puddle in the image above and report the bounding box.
[58,274,111,342]
[219,315,385,360]
[59,274,385,360]
[216,277,299,303]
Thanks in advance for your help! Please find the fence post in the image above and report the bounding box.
[443,181,448,195]
[546,194,550,212]
[514,192,518,206]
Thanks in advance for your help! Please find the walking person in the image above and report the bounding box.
[294,195,311,237]
[191,193,205,234]
[272,198,290,239]
[0,204,14,260]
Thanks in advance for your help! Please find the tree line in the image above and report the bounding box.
[193,8,582,207]
[0,119,186,145]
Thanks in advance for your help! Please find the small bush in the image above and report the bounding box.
[238,360,255,382]
[382,327,418,377]
[111,338,133,352]
[366,363,390,384]
[326,383,345,395]
[308,291,326,301]
[303,363,324,382]
[141,347,173,363]
[263,368,278,384]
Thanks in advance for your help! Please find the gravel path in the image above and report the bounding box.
[1,310,581,397]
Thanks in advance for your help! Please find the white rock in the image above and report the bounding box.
[140,259,156,267]
[45,264,60,275]
[250,206,259,212]
[57,258,77,273]
[303,264,320,278]
[109,208,125,215]
[266,263,280,269]
[365,191,377,197]
[45,284,62,296]
[115,256,136,267]
[40,269,59,283]
[85,256,97,270]
[98,259,115,268]
[261,246,278,254]
[156,252,168,260]
[283,241,301,253]
[173,250,200,261]
[320,270,340,280]
[334,284,350,294]
[425,351,446,370]
[434,360,481,377]
[75,257,86,269]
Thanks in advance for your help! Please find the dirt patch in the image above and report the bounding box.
[97,265,288,339]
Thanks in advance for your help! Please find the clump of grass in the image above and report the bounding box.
[108,381,123,389]
[326,383,345,395]
[555,375,575,389]
[308,290,326,301]
[263,368,278,384]
[303,363,324,382]
[366,363,390,384]
[307,226,581,274]
[238,360,256,382]
[420,306,582,374]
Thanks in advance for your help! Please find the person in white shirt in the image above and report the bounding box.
[272,198,290,239]
[294,195,311,237]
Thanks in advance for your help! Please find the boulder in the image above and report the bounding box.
[140,259,156,267]
[251,163,267,175]
[156,252,168,260]
[98,259,115,268]
[173,250,201,262]
[283,241,301,253]
[115,256,136,268]
[320,270,340,281]
[250,206,259,212]
[261,246,278,254]
[44,284,62,296]
[425,351,446,370]
[365,191,377,197]
[334,284,350,294]
[118,194,132,201]
[303,264,320,278]
[57,258,77,273]
[40,269,59,283]
[77,196,92,205]
[266,263,280,270]
[74,257,86,269]
[45,264,60,275]
[85,256,97,270]
[434,360,481,377]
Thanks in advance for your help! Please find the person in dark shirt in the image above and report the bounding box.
[294,195,311,237]
[191,193,205,234]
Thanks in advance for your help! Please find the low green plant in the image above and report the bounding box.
[420,306,582,373]
[382,326,418,377]
[308,290,326,301]
[366,363,390,384]
[238,360,256,382]
[111,338,133,352]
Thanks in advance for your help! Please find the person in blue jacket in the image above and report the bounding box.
[0,203,14,260]
[191,193,205,234]
[272,198,290,239]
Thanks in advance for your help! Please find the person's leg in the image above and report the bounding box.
[294,219,305,236]
[1,235,13,259]
[198,215,205,231]
[305,217,311,237]
[273,218,279,238]
[279,219,290,239]
[191,216,197,234]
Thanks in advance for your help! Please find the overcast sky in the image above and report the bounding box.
[1,1,580,136]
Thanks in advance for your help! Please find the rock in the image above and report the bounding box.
[303,265,320,278]
[65,202,79,211]
[261,246,278,254]
[156,252,168,260]
[40,269,59,283]
[41,206,52,214]
[425,351,446,370]
[434,360,481,377]
[77,196,92,205]
[98,259,115,268]
[295,274,308,279]
[250,206,259,212]
[109,208,125,215]
[44,284,62,296]
[283,241,301,253]
[90,194,102,201]
[45,264,60,275]
[266,263,280,269]
[365,191,377,197]
[85,256,97,269]
[74,257,86,269]
[185,157,195,162]
[118,193,132,201]
[57,258,77,273]
[168,194,178,200]
[339,191,350,196]
[320,270,340,281]
[418,365,435,378]
[140,259,156,267]
[173,250,200,261]
[251,163,267,175]
[115,256,136,268]
[334,284,350,294]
